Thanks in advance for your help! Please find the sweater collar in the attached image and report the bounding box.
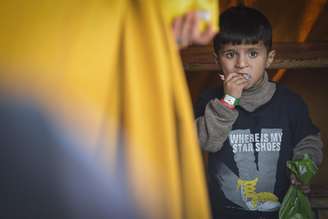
[239,72,276,112]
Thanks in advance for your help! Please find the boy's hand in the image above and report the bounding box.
[290,174,311,194]
[222,73,249,98]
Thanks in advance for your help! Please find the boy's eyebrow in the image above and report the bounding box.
[247,45,266,50]
[220,49,236,53]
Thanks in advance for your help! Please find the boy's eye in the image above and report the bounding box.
[224,52,235,59]
[249,50,258,58]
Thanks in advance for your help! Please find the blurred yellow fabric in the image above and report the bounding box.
[0,1,217,218]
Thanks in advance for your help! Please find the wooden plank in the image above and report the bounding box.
[181,43,328,71]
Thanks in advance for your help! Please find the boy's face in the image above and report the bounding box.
[217,41,275,89]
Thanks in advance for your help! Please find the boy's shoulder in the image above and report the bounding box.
[274,83,308,108]
[275,83,301,98]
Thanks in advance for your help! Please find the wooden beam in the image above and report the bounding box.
[181,42,328,72]
[272,1,326,81]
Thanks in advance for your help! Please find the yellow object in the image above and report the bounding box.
[163,0,219,32]
[0,0,213,219]
[237,178,279,209]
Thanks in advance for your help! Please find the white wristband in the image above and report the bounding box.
[223,94,239,106]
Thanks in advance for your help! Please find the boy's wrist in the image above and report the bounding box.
[222,94,240,107]
[219,98,236,110]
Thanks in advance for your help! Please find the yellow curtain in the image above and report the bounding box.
[0,1,214,218]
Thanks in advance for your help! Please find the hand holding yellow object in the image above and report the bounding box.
[163,0,219,33]
[172,11,217,49]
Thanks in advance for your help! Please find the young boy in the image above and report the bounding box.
[195,6,323,219]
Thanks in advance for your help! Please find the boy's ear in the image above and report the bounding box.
[266,50,276,68]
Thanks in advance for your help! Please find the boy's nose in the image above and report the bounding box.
[235,55,248,69]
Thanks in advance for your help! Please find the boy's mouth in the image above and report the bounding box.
[219,73,252,81]
[243,74,251,81]
[238,73,252,81]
